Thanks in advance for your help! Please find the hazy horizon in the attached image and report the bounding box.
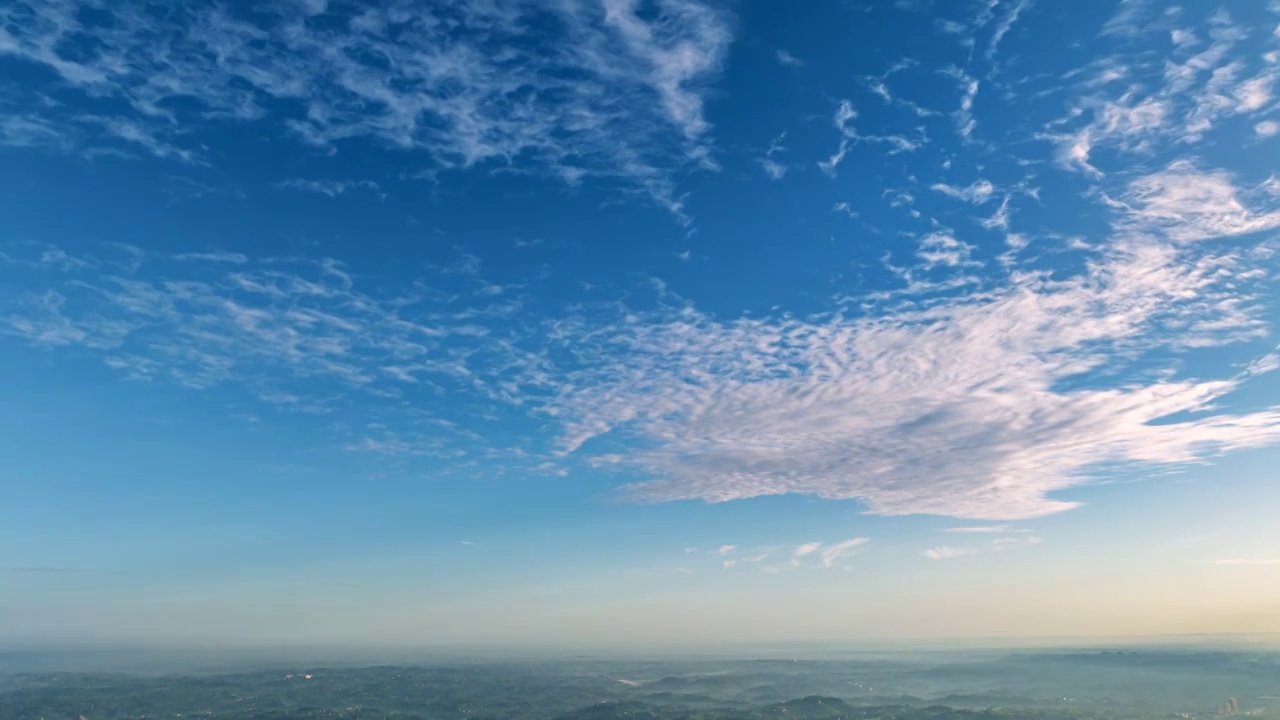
[3,0,1280,650]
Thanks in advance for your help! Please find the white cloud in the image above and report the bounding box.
[1100,0,1153,37]
[819,537,870,568]
[717,544,736,555]
[819,141,850,177]
[775,49,804,67]
[1121,161,1280,243]
[87,116,202,165]
[714,541,859,573]
[926,534,1041,559]
[792,542,822,559]
[866,80,893,103]
[171,252,248,263]
[1257,120,1280,138]
[1047,95,1171,177]
[818,101,857,176]
[276,179,381,197]
[1050,13,1273,174]
[1170,29,1197,48]
[931,179,996,204]
[1233,73,1274,113]
[940,67,980,139]
[986,0,1029,62]
[817,98,922,176]
[991,535,1043,546]
[916,232,979,268]
[0,245,534,460]
[944,525,1015,533]
[761,158,787,180]
[979,197,1011,231]
[0,114,75,151]
[0,0,733,216]
[924,546,974,560]
[760,131,788,179]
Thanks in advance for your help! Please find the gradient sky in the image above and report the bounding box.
[2,0,1280,648]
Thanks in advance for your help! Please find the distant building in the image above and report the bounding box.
[1229,698,1239,715]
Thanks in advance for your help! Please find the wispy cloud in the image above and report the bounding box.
[86,116,202,165]
[792,542,822,559]
[940,66,980,139]
[833,202,859,219]
[275,179,381,197]
[819,538,870,568]
[0,0,733,217]
[761,159,787,180]
[713,539,867,573]
[986,0,1030,62]
[0,114,75,150]
[924,546,975,560]
[174,252,248,265]
[916,232,979,268]
[1047,11,1272,177]
[819,101,858,176]
[943,525,1016,534]
[0,245,532,460]
[925,534,1040,559]
[760,132,789,180]
[819,96,925,175]
[1121,161,1280,243]
[1100,0,1154,38]
[775,49,804,67]
[931,179,996,204]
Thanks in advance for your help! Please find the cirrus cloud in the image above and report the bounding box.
[0,0,732,218]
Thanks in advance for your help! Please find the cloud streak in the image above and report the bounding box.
[711,539,868,573]
[925,534,1041,560]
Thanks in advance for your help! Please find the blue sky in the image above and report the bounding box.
[3,0,1280,647]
